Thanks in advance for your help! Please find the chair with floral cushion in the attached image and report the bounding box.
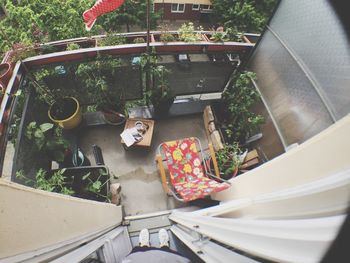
[155,137,231,202]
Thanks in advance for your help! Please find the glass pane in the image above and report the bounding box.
[171,4,177,11]
[178,4,184,11]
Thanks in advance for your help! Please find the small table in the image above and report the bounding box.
[121,118,155,148]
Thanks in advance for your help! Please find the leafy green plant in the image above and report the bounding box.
[82,169,110,201]
[98,33,127,46]
[225,27,243,42]
[25,121,69,162]
[148,65,173,106]
[10,42,37,63]
[216,143,242,179]
[222,71,264,143]
[178,22,202,42]
[211,0,278,33]
[75,55,124,111]
[159,24,176,43]
[16,168,75,196]
[160,33,175,43]
[66,43,80,51]
[133,37,145,44]
[210,31,228,43]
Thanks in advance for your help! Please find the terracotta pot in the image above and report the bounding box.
[0,81,5,100]
[0,63,13,86]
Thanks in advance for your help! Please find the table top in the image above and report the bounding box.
[121,118,155,147]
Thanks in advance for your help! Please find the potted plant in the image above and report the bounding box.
[97,32,127,47]
[66,43,81,51]
[133,37,146,44]
[16,166,111,202]
[159,24,176,43]
[75,55,126,124]
[32,67,82,129]
[215,143,242,180]
[148,65,174,119]
[0,62,13,86]
[25,121,70,163]
[178,22,203,42]
[210,31,228,43]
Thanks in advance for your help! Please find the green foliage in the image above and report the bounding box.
[0,0,160,54]
[178,22,202,42]
[159,24,175,43]
[211,0,278,33]
[99,0,160,32]
[216,143,242,179]
[82,169,110,201]
[0,0,97,54]
[75,55,124,111]
[148,65,172,106]
[222,71,264,143]
[97,33,127,47]
[210,31,228,43]
[10,42,37,62]
[25,121,69,162]
[32,68,64,105]
[16,168,75,196]
[160,33,175,43]
[133,37,145,44]
[66,43,80,51]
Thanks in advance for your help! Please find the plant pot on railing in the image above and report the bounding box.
[0,81,5,100]
[0,63,13,86]
[48,97,82,129]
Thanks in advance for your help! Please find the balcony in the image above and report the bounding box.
[0,31,282,216]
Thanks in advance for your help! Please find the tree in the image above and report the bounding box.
[0,0,160,55]
[100,0,160,32]
[211,0,278,33]
[0,0,98,54]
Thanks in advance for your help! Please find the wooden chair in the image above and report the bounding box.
[155,137,231,202]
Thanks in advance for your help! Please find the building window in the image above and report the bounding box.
[200,4,213,12]
[192,4,199,10]
[171,3,185,13]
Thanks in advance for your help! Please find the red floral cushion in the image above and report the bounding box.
[161,138,230,202]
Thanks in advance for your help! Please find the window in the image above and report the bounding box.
[192,4,199,10]
[200,4,213,12]
[171,3,185,13]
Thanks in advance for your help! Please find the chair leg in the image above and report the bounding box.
[208,143,221,178]
[156,155,169,194]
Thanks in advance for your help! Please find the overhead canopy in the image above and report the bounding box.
[153,0,212,5]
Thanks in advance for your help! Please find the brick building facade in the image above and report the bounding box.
[154,0,212,21]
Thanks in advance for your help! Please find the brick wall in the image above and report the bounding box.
[155,3,201,21]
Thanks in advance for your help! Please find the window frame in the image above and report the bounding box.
[192,4,200,11]
[171,3,185,13]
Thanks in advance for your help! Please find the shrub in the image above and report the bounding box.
[222,71,264,143]
[66,43,80,50]
[133,37,145,43]
[178,22,202,42]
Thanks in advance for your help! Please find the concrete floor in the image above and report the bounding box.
[79,113,207,216]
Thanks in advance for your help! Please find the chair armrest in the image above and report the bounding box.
[156,155,169,194]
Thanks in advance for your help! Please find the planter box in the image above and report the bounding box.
[52,165,110,202]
